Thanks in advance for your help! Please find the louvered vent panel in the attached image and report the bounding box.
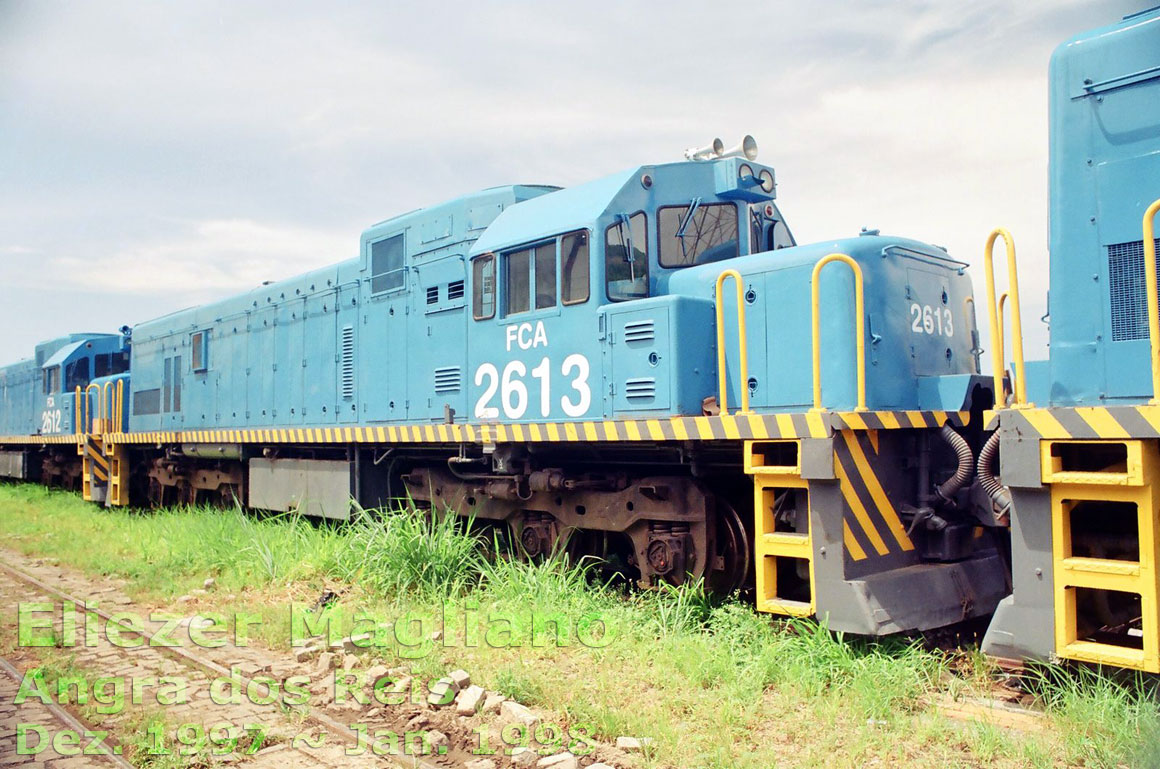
[434,366,462,393]
[1108,238,1160,341]
[624,377,657,399]
[623,319,655,343]
[448,280,465,300]
[340,325,355,399]
[426,286,439,305]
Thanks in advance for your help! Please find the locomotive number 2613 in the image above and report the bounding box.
[473,321,592,420]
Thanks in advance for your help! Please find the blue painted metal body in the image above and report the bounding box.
[0,334,127,437]
[122,155,978,432]
[1046,6,1160,405]
[127,186,556,432]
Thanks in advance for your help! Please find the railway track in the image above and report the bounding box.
[0,556,459,769]
[0,651,137,768]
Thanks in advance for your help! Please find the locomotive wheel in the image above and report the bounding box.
[175,481,196,507]
[709,499,750,595]
[217,483,239,508]
[146,477,165,508]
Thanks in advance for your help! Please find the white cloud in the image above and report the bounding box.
[0,0,1150,366]
[46,219,350,296]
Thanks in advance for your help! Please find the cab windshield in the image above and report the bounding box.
[658,202,739,268]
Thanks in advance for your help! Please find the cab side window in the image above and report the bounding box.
[472,254,496,320]
[534,242,556,310]
[605,212,649,301]
[42,366,60,395]
[505,241,557,316]
[505,248,532,315]
[561,230,590,305]
[64,358,89,392]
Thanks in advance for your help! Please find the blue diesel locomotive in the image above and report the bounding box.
[2,8,1158,671]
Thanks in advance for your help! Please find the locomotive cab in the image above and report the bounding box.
[468,150,983,421]
[35,333,128,436]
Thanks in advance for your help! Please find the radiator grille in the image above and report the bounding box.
[1109,238,1160,341]
[623,319,655,343]
[340,325,355,399]
[434,366,462,393]
[624,377,657,399]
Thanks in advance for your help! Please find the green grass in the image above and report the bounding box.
[2,482,1159,768]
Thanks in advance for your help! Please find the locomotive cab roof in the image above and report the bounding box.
[470,157,779,257]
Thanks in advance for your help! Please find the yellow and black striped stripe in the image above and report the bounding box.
[94,410,967,447]
[0,434,82,446]
[833,429,915,562]
[990,405,1160,440]
[1,409,968,449]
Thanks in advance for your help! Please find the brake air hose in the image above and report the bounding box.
[976,432,1012,520]
[935,425,974,500]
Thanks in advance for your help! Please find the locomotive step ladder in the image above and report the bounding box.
[75,381,129,508]
[1041,438,1160,672]
[746,440,815,616]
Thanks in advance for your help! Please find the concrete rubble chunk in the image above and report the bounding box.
[342,654,359,671]
[615,736,652,752]
[428,677,458,706]
[365,664,390,683]
[448,668,471,688]
[315,652,336,674]
[235,661,268,677]
[510,747,537,767]
[536,753,577,769]
[465,760,497,769]
[343,632,375,652]
[203,577,216,590]
[482,692,506,714]
[501,700,539,726]
[455,684,485,715]
[294,645,320,663]
[587,764,616,769]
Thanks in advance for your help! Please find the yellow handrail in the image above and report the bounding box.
[102,381,114,434]
[714,269,750,414]
[115,379,124,433]
[74,386,83,434]
[1144,199,1160,404]
[984,229,1029,408]
[998,291,1009,377]
[811,253,867,411]
[83,383,100,434]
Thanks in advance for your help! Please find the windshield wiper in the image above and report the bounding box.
[675,197,701,262]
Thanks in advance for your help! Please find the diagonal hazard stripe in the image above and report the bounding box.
[841,431,914,551]
[879,412,901,429]
[1137,406,1160,436]
[834,454,890,556]
[843,521,868,561]
[1075,407,1131,439]
[1021,408,1072,439]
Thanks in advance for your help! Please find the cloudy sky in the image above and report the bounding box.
[0,1,1151,365]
